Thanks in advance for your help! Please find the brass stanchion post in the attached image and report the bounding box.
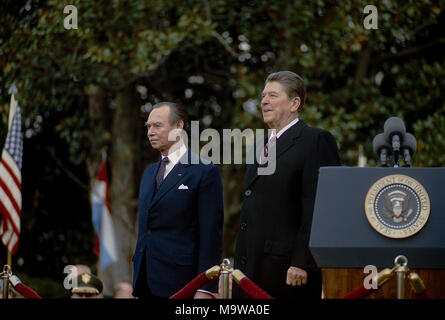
[1,265,12,299]
[220,259,232,299]
[394,255,408,299]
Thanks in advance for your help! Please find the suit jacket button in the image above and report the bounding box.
[241,256,247,265]
[245,189,252,197]
[240,222,247,231]
[147,229,151,235]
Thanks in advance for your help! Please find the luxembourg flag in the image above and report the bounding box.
[91,161,118,270]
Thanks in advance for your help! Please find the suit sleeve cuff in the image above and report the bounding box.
[197,289,214,295]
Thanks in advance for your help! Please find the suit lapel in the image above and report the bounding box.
[245,120,307,189]
[244,164,257,190]
[147,160,161,202]
[244,134,267,188]
[275,120,305,159]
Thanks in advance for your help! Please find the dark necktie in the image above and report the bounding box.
[260,135,277,165]
[156,157,170,190]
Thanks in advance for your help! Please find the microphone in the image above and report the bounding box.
[401,133,416,167]
[372,133,392,167]
[383,117,406,167]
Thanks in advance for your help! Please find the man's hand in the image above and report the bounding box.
[286,266,307,286]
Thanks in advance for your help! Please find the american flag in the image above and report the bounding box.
[0,89,23,255]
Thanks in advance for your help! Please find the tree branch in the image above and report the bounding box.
[379,37,445,61]
[212,31,239,58]
[354,45,373,85]
[46,146,90,192]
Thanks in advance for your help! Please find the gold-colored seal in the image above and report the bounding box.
[81,273,91,284]
[365,174,430,239]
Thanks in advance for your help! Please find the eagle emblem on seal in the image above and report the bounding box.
[383,190,413,223]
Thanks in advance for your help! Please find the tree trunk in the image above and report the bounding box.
[86,85,108,180]
[354,45,373,85]
[107,84,139,296]
[220,164,245,259]
[275,2,295,70]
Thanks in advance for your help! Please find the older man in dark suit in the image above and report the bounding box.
[234,71,341,299]
[133,102,223,298]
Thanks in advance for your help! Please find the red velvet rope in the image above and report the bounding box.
[169,272,209,299]
[342,280,432,299]
[341,285,377,299]
[414,288,431,299]
[13,283,42,299]
[238,277,274,299]
[169,267,274,299]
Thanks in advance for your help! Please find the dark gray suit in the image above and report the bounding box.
[234,120,340,299]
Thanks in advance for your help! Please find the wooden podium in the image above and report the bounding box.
[309,167,445,299]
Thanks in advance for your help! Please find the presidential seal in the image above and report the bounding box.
[365,174,431,239]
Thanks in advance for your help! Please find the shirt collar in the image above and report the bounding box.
[161,142,187,166]
[269,117,300,140]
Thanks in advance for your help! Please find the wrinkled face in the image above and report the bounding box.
[145,105,182,156]
[261,81,300,131]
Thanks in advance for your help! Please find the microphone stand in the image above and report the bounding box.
[391,134,401,167]
[402,149,411,167]
[379,148,389,167]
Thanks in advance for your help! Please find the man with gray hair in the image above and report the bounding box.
[133,102,223,298]
[234,71,341,299]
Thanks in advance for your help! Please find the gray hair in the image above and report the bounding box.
[266,71,306,112]
[152,101,189,131]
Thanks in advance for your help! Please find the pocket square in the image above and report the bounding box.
[178,184,189,190]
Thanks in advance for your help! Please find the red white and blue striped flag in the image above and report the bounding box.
[91,161,118,270]
[0,87,23,255]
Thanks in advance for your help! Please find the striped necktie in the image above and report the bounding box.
[260,135,276,165]
[156,157,170,190]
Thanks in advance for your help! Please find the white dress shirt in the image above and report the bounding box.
[259,117,300,164]
[274,117,300,140]
[161,143,187,179]
[266,117,300,143]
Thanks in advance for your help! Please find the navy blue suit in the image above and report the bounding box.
[132,151,224,297]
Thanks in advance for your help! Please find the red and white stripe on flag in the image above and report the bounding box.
[0,89,23,254]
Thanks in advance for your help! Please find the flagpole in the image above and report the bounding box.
[7,250,11,267]
[97,255,102,280]
[97,151,106,280]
